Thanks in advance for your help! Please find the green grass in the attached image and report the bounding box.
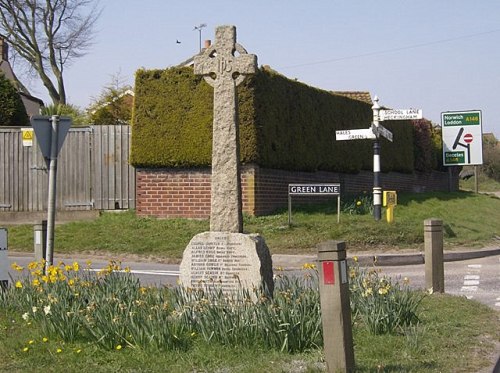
[460,168,500,192]
[2,294,498,372]
[5,191,500,259]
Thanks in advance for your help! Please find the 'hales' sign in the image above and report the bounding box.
[289,184,340,195]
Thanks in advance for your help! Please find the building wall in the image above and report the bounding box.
[136,165,459,218]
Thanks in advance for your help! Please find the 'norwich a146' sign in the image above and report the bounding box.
[441,110,483,166]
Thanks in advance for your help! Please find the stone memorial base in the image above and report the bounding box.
[179,232,273,296]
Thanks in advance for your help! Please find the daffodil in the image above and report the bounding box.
[378,287,389,295]
[56,348,62,353]
[72,262,80,272]
[15,280,23,288]
[115,345,122,350]
[42,337,49,342]
[11,262,23,271]
[44,305,51,315]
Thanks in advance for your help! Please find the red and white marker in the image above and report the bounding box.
[464,133,473,143]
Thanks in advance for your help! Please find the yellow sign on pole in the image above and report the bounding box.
[383,191,397,223]
[21,128,34,147]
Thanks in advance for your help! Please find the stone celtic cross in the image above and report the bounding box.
[194,25,257,233]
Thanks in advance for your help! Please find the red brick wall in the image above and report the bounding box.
[136,165,458,218]
[136,169,211,218]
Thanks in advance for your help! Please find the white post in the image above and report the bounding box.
[372,96,382,221]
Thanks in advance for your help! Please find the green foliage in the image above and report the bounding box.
[3,259,424,355]
[430,125,445,171]
[349,260,425,335]
[131,67,214,167]
[131,66,416,172]
[41,104,89,126]
[482,134,500,181]
[341,193,374,215]
[0,73,29,126]
[88,74,133,125]
[413,119,438,172]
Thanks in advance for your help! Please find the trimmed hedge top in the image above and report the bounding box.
[131,66,415,173]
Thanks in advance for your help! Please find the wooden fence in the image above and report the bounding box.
[0,125,135,212]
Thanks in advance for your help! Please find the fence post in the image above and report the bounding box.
[317,240,355,372]
[34,220,48,262]
[424,219,444,293]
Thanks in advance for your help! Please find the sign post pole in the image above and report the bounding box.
[336,96,421,221]
[372,98,382,221]
[31,115,72,273]
[45,115,60,271]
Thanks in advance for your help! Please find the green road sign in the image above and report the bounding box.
[441,110,483,166]
[442,112,481,126]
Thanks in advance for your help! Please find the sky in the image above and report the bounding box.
[19,0,500,137]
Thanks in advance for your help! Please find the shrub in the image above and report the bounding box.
[0,73,29,126]
[482,134,500,181]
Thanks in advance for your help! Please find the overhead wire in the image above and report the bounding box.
[277,28,500,70]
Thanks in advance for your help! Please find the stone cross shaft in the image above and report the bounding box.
[194,25,257,233]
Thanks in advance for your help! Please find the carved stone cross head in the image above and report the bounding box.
[194,25,257,88]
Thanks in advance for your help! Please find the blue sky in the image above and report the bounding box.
[24,0,500,137]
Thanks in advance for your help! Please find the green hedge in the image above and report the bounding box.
[131,66,415,173]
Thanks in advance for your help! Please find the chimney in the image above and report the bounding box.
[0,38,8,61]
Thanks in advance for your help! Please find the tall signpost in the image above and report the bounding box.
[31,115,72,271]
[441,111,483,193]
[336,96,422,221]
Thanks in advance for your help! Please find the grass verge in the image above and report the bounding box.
[1,294,498,372]
[5,191,500,259]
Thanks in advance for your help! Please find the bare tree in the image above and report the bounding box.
[0,0,101,105]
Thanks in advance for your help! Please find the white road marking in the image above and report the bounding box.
[463,280,480,286]
[467,264,482,269]
[464,275,480,280]
[461,286,479,292]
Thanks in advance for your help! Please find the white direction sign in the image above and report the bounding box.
[441,110,483,166]
[379,109,423,121]
[377,125,393,142]
[371,124,393,142]
[336,128,376,141]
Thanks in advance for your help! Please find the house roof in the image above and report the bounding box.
[331,91,373,105]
